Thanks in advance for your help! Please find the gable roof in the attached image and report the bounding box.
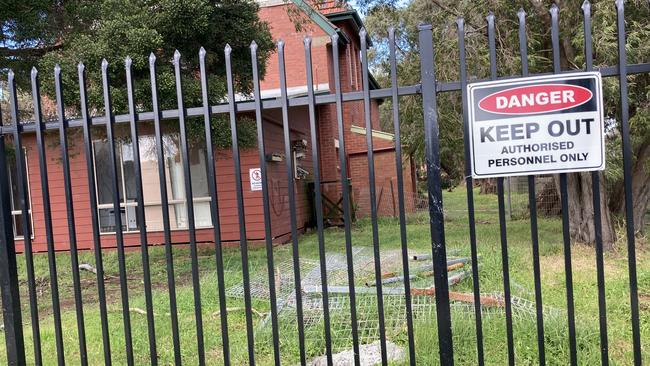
[324,9,372,47]
[288,0,350,45]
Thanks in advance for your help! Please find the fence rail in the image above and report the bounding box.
[0,1,646,365]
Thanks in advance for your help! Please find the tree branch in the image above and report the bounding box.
[0,41,63,57]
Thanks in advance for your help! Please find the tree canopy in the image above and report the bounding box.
[1,0,275,147]
[363,0,649,241]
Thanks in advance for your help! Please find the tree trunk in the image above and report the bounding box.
[479,178,497,195]
[556,172,616,250]
[630,168,650,233]
[617,139,650,234]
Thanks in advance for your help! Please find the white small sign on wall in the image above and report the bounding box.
[249,168,262,191]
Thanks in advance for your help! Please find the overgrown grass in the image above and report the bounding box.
[0,188,648,365]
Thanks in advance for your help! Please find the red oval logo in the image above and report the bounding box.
[478,84,593,115]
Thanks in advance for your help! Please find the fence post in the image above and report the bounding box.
[0,135,26,366]
[418,23,454,364]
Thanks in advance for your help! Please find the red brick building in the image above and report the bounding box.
[10,0,416,252]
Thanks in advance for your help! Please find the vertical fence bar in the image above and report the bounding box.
[517,10,546,365]
[582,3,610,364]
[251,40,282,366]
[149,54,183,365]
[549,5,578,365]
[224,44,257,366]
[78,62,112,366]
[457,17,485,366]
[199,47,231,365]
[330,33,361,364]
[277,40,308,365]
[388,27,416,366]
[56,65,90,366]
[31,68,65,365]
[614,2,642,364]
[125,57,158,365]
[0,132,26,366]
[101,59,135,365]
[173,51,207,366]
[360,28,388,366]
[507,178,512,219]
[487,12,515,365]
[304,36,334,365]
[8,70,42,365]
[418,24,454,364]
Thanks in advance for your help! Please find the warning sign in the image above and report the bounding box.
[467,72,605,178]
[249,168,262,191]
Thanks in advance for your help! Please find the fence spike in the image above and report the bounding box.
[517,7,526,18]
[615,0,624,11]
[173,50,181,65]
[486,11,495,26]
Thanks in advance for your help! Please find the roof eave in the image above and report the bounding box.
[324,10,372,47]
[288,0,350,45]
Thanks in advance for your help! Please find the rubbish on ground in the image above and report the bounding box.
[79,263,97,274]
[365,274,417,287]
[129,307,148,315]
[411,248,460,261]
[212,307,265,318]
[415,257,471,274]
[410,290,506,307]
[225,246,557,356]
[302,285,408,295]
[305,266,475,296]
[309,340,404,366]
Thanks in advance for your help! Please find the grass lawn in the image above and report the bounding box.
[1,188,648,365]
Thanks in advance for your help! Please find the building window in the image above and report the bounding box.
[7,149,33,239]
[93,134,212,234]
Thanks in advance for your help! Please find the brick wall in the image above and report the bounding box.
[349,149,416,217]
[258,4,331,92]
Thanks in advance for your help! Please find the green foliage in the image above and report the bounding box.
[365,0,649,188]
[1,0,273,149]
[185,115,259,150]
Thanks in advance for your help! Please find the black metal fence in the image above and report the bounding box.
[0,1,647,365]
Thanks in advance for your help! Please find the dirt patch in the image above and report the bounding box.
[640,293,650,311]
[539,244,624,278]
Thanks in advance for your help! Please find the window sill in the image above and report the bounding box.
[98,225,215,236]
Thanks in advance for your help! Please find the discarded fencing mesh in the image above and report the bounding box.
[225,246,563,354]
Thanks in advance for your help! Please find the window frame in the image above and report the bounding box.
[92,136,214,235]
[9,148,34,240]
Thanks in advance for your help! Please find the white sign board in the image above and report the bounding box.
[249,168,262,191]
[467,72,605,178]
